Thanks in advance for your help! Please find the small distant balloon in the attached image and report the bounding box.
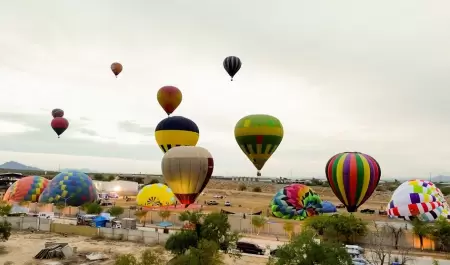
[111,62,123,78]
[51,108,64,118]
[223,56,242,81]
[157,86,182,116]
[51,117,69,138]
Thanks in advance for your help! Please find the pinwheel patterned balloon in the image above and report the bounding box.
[387,179,450,221]
[325,152,381,212]
[270,184,322,220]
[136,183,177,207]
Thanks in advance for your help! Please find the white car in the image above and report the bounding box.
[352,258,372,265]
[224,201,231,206]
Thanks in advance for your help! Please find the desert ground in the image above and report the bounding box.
[0,232,267,265]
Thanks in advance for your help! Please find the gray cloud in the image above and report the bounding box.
[78,128,98,136]
[117,121,155,136]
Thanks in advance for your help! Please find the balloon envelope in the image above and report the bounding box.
[319,201,337,213]
[38,170,97,207]
[52,108,64,118]
[155,116,199,153]
[161,146,214,205]
[325,152,381,212]
[157,86,182,115]
[3,176,49,203]
[234,114,283,175]
[270,184,322,220]
[223,56,242,81]
[111,62,123,77]
[51,117,69,137]
[387,179,450,221]
[136,183,177,207]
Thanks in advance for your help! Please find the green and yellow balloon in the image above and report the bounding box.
[234,114,284,176]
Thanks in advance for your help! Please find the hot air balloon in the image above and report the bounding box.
[162,146,214,206]
[155,116,199,153]
[157,86,182,116]
[234,114,283,176]
[38,170,97,207]
[51,117,69,138]
[223,56,242,81]
[3,176,49,203]
[270,184,322,220]
[111,62,123,78]
[387,180,450,221]
[136,183,177,208]
[51,108,64,118]
[325,152,381,212]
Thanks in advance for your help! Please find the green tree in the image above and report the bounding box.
[283,222,294,239]
[165,230,199,255]
[107,206,124,217]
[0,204,12,216]
[149,179,160,184]
[0,220,12,241]
[238,184,246,191]
[85,203,103,214]
[251,216,266,235]
[93,174,104,181]
[432,217,450,251]
[412,218,433,250]
[170,240,224,265]
[107,175,116,181]
[305,214,367,243]
[270,229,352,265]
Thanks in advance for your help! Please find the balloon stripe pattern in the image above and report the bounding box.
[235,115,283,172]
[155,116,199,153]
[223,56,242,81]
[325,152,381,212]
[136,184,176,207]
[6,176,49,202]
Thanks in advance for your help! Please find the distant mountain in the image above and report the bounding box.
[0,161,43,171]
[431,175,450,183]
[60,168,98,174]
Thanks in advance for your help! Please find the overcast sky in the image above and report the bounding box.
[0,0,449,178]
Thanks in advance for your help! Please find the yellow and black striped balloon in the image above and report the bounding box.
[155,116,199,153]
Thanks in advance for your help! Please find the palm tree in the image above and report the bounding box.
[412,218,433,250]
[251,216,267,235]
[283,222,294,239]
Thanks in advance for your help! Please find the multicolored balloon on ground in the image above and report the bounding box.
[157,86,182,116]
[51,109,64,118]
[3,176,49,203]
[318,201,337,213]
[136,183,177,207]
[270,184,322,220]
[111,62,123,78]
[325,152,381,212]
[38,170,97,207]
[234,114,283,176]
[387,180,450,221]
[155,116,199,153]
[51,117,69,138]
[223,56,242,81]
[162,146,214,206]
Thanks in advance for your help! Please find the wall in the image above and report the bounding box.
[51,223,98,237]
[1,216,51,231]
[99,227,169,244]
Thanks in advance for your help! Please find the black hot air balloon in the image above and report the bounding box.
[51,117,69,138]
[223,56,242,81]
[51,108,64,118]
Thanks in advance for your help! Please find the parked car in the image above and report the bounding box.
[336,204,346,208]
[352,257,373,265]
[207,200,219,205]
[213,195,224,199]
[236,241,265,255]
[360,208,375,214]
[224,201,231,206]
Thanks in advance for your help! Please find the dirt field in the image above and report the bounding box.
[0,232,266,265]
